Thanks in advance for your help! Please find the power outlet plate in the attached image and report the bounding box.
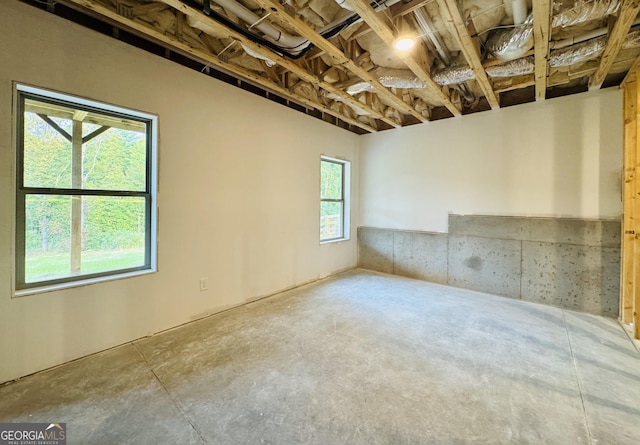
[199,278,209,291]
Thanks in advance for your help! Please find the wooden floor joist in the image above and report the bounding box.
[590,0,640,90]
[437,0,499,109]
[159,0,399,128]
[343,0,461,117]
[251,0,427,123]
[60,0,377,133]
[532,0,551,101]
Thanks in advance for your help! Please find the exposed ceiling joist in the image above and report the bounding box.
[32,0,640,134]
[342,0,462,117]
[251,0,428,123]
[59,0,377,132]
[533,0,552,101]
[437,0,499,109]
[159,0,398,128]
[591,0,640,90]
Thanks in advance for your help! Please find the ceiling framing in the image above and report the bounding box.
[20,0,640,134]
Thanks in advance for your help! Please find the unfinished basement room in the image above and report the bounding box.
[1,0,640,443]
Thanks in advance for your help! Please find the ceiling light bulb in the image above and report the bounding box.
[394,37,415,51]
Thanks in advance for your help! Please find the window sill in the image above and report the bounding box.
[320,237,350,245]
[14,268,156,298]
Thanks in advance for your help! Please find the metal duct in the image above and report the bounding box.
[485,57,535,77]
[549,36,606,67]
[485,14,534,61]
[552,0,620,29]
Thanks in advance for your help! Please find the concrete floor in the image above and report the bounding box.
[1,270,639,444]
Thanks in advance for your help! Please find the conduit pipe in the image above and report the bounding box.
[415,8,452,64]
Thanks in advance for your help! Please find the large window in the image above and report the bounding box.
[320,156,350,242]
[15,84,157,293]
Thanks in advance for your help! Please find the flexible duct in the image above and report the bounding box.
[552,0,619,29]
[549,36,606,67]
[433,65,475,85]
[344,68,427,93]
[623,28,640,49]
[485,57,535,77]
[377,68,425,89]
[485,14,534,61]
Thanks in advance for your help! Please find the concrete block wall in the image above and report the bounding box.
[358,215,621,317]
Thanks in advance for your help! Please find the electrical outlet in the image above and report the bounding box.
[199,278,208,291]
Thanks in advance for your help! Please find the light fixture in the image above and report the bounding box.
[394,36,415,51]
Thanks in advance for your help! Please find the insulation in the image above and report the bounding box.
[241,44,276,67]
[433,65,475,85]
[549,35,606,67]
[485,57,535,77]
[485,14,534,61]
[552,0,619,29]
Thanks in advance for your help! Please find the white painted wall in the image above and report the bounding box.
[360,89,623,233]
[0,2,359,383]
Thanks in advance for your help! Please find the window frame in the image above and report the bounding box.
[320,156,351,243]
[14,84,158,295]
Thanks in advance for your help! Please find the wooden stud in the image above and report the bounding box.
[437,0,499,109]
[622,80,637,324]
[532,0,551,101]
[590,0,640,90]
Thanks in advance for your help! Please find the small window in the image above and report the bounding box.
[15,84,157,292]
[320,156,350,242]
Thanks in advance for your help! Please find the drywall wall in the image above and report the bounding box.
[0,2,359,383]
[360,89,623,233]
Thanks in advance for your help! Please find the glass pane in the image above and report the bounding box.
[320,201,343,241]
[22,97,147,192]
[24,194,146,284]
[321,161,343,200]
[23,110,73,188]
[81,195,146,274]
[82,127,147,192]
[25,195,72,283]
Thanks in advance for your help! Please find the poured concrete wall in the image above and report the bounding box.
[0,3,359,383]
[359,215,620,317]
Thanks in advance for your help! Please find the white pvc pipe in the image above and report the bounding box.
[551,16,640,49]
[511,0,527,25]
[211,0,307,50]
